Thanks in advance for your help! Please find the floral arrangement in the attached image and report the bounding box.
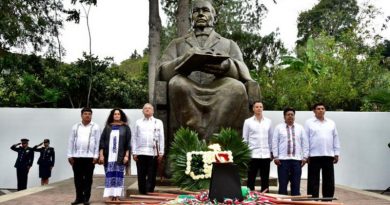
[185,149,233,180]
[169,127,251,191]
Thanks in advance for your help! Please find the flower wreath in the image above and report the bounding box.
[169,127,251,191]
[185,149,233,180]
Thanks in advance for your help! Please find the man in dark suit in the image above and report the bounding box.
[10,138,34,191]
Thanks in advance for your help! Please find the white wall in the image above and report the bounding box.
[0,108,142,189]
[0,108,389,190]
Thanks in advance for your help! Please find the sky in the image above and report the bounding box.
[61,0,390,64]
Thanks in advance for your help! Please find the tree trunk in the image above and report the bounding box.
[82,4,93,108]
[176,0,191,37]
[148,0,162,104]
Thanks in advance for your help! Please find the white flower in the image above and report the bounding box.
[208,144,221,151]
[185,150,235,180]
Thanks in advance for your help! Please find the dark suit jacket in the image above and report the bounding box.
[33,146,55,167]
[11,145,34,169]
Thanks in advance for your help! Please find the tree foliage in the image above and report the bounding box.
[255,32,389,111]
[362,88,390,111]
[0,0,99,58]
[0,0,64,54]
[297,0,359,46]
[1,0,389,111]
[250,0,389,111]
[0,52,148,108]
[0,0,148,109]
[0,54,62,107]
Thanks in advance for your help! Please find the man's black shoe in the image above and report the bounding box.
[71,200,83,205]
[83,202,90,205]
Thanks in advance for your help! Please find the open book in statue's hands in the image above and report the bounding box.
[174,52,230,74]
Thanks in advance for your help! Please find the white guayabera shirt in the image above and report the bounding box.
[272,122,309,160]
[304,117,340,157]
[242,116,273,158]
[132,116,164,157]
[67,121,101,158]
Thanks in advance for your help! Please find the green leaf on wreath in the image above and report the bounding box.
[169,127,251,191]
[210,128,251,178]
[169,127,209,191]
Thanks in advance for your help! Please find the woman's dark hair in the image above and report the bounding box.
[106,108,128,125]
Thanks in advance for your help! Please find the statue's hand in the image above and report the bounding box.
[204,59,230,75]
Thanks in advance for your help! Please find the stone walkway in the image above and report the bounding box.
[0,175,389,205]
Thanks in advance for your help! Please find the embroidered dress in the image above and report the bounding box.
[103,126,125,197]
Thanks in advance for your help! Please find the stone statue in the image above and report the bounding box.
[157,0,260,140]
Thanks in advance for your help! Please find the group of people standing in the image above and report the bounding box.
[66,103,164,205]
[11,101,339,204]
[243,101,340,199]
[10,138,55,191]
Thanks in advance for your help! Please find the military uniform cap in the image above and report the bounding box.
[21,138,29,142]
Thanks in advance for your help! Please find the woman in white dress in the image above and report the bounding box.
[99,108,131,201]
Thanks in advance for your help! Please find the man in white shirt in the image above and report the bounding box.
[132,103,164,195]
[242,101,273,192]
[272,107,309,195]
[67,107,101,205]
[305,103,340,199]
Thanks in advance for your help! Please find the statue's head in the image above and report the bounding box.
[191,0,217,29]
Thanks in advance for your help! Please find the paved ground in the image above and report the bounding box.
[0,175,389,205]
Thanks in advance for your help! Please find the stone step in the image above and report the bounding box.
[153,177,277,186]
[127,177,278,196]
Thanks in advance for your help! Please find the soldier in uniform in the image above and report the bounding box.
[10,138,35,191]
[33,139,55,185]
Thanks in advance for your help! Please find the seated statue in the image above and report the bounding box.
[158,0,260,139]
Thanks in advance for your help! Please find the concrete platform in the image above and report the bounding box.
[126,177,277,195]
[0,175,389,205]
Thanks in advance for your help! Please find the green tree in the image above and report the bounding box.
[0,0,65,55]
[254,1,389,111]
[45,53,111,107]
[362,89,390,111]
[297,0,359,46]
[51,53,148,108]
[65,0,98,107]
[0,53,61,107]
[380,40,390,70]
[256,31,389,111]
[92,64,148,108]
[119,51,148,78]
